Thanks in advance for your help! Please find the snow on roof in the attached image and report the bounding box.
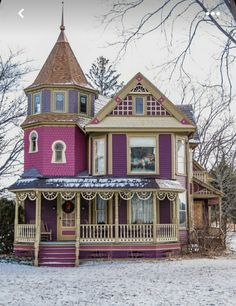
[95,95,110,115]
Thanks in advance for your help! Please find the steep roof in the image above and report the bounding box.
[26,19,90,90]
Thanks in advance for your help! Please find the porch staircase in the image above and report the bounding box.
[39,242,76,267]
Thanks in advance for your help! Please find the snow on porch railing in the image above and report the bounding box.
[156,224,178,242]
[80,224,115,242]
[119,224,153,242]
[16,224,36,242]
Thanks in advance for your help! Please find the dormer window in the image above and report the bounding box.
[51,140,66,163]
[135,97,144,115]
[33,93,41,114]
[79,94,87,114]
[54,92,65,112]
[29,131,38,153]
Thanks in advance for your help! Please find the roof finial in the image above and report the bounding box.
[60,1,65,31]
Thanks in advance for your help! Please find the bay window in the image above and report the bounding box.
[176,138,185,174]
[94,137,105,175]
[131,194,153,224]
[129,137,156,173]
[96,196,107,224]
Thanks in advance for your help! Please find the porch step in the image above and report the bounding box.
[39,243,76,267]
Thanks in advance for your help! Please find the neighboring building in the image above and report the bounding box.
[9,11,222,267]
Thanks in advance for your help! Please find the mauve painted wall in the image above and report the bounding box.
[24,126,87,176]
[112,134,127,176]
[176,175,187,189]
[159,198,171,223]
[119,198,127,224]
[159,134,172,178]
[91,94,95,117]
[69,90,78,113]
[81,198,89,224]
[25,199,35,224]
[41,90,51,113]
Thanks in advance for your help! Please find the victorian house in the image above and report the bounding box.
[9,11,222,267]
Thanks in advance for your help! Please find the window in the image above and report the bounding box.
[33,93,41,114]
[29,131,38,153]
[96,196,107,224]
[179,192,187,228]
[131,194,153,224]
[51,141,66,163]
[129,137,156,173]
[135,97,144,115]
[94,138,105,175]
[176,138,185,174]
[80,95,87,114]
[54,92,65,112]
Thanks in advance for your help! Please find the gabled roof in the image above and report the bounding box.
[85,72,196,133]
[26,22,90,91]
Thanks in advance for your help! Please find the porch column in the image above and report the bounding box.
[14,197,19,243]
[153,193,157,242]
[175,197,180,240]
[115,192,119,242]
[75,192,81,267]
[34,191,41,266]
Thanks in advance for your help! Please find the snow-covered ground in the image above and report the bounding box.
[0,235,236,306]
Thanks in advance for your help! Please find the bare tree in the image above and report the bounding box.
[0,50,31,190]
[103,0,236,102]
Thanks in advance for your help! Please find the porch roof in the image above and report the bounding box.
[9,177,185,192]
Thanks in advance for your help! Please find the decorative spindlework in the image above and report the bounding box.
[28,191,37,201]
[136,191,152,200]
[167,192,177,201]
[156,192,167,201]
[112,96,132,115]
[98,192,114,201]
[42,191,58,201]
[119,191,134,200]
[81,191,97,201]
[156,192,178,201]
[130,82,149,93]
[17,192,28,201]
[60,191,76,201]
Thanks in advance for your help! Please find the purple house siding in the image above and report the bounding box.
[27,94,31,115]
[119,199,127,224]
[176,175,187,189]
[112,134,127,176]
[91,94,95,117]
[81,198,89,224]
[159,198,171,223]
[69,90,78,113]
[42,90,51,113]
[159,134,172,179]
[41,198,57,240]
[25,199,35,224]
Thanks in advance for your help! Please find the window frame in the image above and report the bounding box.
[32,92,41,115]
[51,140,67,164]
[93,136,106,176]
[134,96,144,115]
[176,136,186,175]
[52,91,67,113]
[95,195,107,224]
[79,94,89,115]
[29,130,38,153]
[127,135,158,175]
[178,191,187,229]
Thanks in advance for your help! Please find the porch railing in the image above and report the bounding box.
[80,224,115,242]
[16,224,36,242]
[119,224,153,242]
[193,171,208,183]
[156,224,178,242]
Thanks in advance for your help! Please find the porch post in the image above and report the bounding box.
[153,193,157,242]
[14,197,19,243]
[34,191,41,266]
[175,197,180,241]
[115,192,119,242]
[75,192,81,267]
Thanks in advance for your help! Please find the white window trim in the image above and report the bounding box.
[32,92,41,115]
[29,130,38,153]
[51,140,67,163]
[93,136,106,176]
[128,136,157,175]
[176,136,186,175]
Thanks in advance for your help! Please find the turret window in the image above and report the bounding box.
[54,92,65,112]
[79,94,87,114]
[33,93,41,114]
[51,141,66,163]
[29,131,38,153]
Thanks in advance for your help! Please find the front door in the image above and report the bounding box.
[57,197,76,240]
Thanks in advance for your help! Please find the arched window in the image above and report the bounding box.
[29,131,38,153]
[51,141,66,163]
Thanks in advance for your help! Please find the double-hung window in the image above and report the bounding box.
[129,137,156,173]
[54,92,65,112]
[94,138,105,175]
[33,93,41,114]
[179,192,187,228]
[176,138,185,174]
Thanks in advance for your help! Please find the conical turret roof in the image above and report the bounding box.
[27,5,90,89]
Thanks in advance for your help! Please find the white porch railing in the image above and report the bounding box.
[193,171,208,183]
[119,224,153,242]
[16,224,36,242]
[80,224,115,242]
[156,224,178,242]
